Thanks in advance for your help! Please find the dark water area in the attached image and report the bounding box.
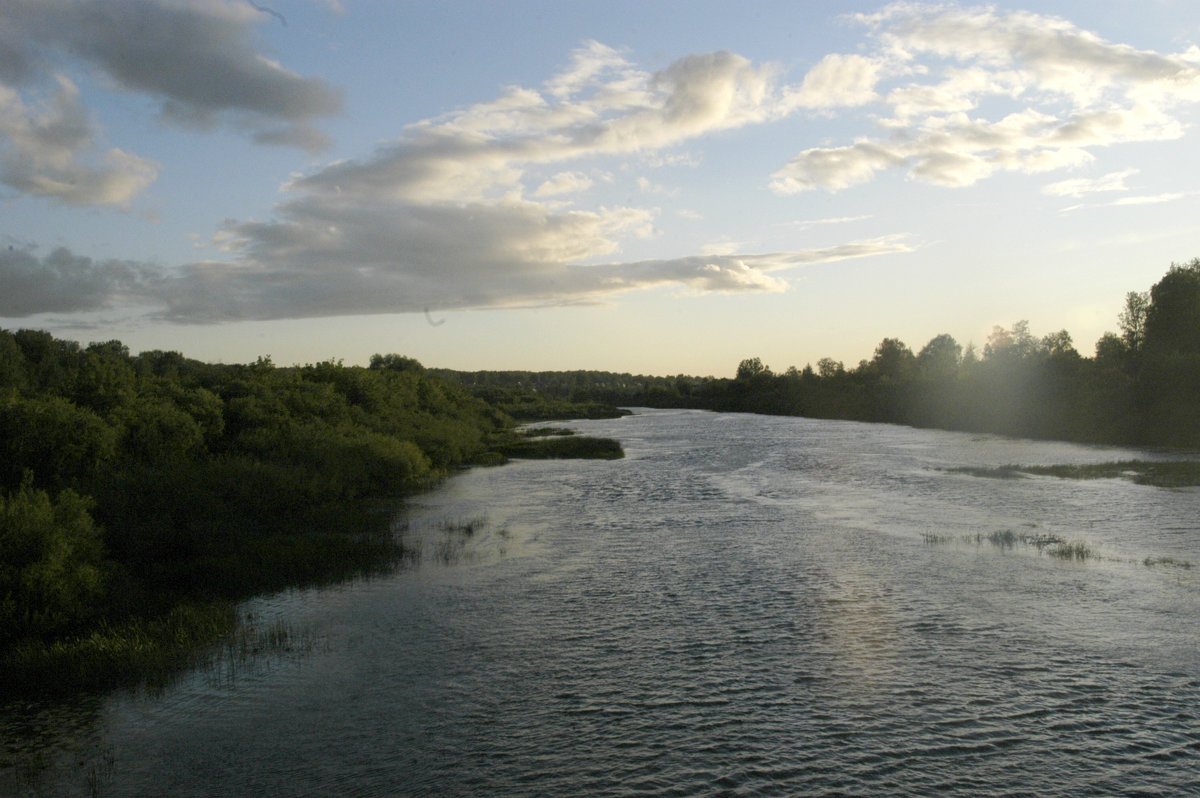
[4,409,1200,796]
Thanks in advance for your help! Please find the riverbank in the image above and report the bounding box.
[0,329,626,699]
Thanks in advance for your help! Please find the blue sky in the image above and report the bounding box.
[3,1,1200,375]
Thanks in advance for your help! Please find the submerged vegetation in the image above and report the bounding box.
[0,336,621,696]
[945,460,1200,488]
[923,526,1194,569]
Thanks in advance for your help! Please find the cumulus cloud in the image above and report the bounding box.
[5,34,915,320]
[773,4,1200,192]
[783,53,884,109]
[534,171,594,197]
[0,76,158,206]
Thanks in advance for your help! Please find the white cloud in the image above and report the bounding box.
[784,53,884,109]
[636,176,679,196]
[0,76,158,206]
[1043,168,1139,197]
[534,171,594,197]
[774,4,1200,192]
[794,215,873,228]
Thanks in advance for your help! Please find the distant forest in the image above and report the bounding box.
[437,259,1200,449]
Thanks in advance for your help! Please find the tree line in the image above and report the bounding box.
[440,259,1200,448]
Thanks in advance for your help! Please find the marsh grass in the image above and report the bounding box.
[83,746,116,798]
[923,528,1197,568]
[1144,556,1194,569]
[520,427,576,437]
[496,435,624,460]
[924,528,1097,561]
[205,614,319,687]
[400,515,496,566]
[946,460,1200,487]
[0,602,237,697]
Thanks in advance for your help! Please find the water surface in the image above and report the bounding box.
[5,410,1199,796]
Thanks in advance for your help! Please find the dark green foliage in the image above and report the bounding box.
[495,434,624,460]
[0,394,119,489]
[1144,259,1200,354]
[0,333,528,694]
[0,601,237,696]
[0,480,107,647]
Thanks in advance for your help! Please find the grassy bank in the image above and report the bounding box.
[0,602,237,697]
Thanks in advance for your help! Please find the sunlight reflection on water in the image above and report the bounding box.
[5,410,1200,796]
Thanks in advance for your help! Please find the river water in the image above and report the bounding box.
[4,409,1200,796]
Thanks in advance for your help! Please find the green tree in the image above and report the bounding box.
[1118,291,1150,353]
[0,479,107,644]
[1144,259,1200,354]
[0,395,119,490]
[916,334,961,381]
[736,357,772,380]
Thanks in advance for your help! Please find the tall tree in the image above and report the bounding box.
[1144,259,1200,354]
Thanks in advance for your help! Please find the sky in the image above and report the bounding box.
[3,1,1200,376]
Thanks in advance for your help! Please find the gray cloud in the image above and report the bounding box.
[0,246,161,316]
[1,0,348,156]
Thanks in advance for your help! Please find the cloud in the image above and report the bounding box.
[1063,190,1194,213]
[783,53,884,109]
[0,245,161,316]
[0,0,342,170]
[534,171,594,197]
[793,215,873,228]
[4,35,914,321]
[773,4,1200,192]
[0,76,159,206]
[1043,168,1138,197]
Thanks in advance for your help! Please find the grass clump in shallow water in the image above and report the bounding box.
[924,528,1098,561]
[494,434,624,460]
[0,602,238,697]
[947,460,1200,487]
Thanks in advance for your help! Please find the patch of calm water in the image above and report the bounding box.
[5,409,1199,796]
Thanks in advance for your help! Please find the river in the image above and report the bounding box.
[4,409,1199,796]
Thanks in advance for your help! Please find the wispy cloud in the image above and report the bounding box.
[1059,189,1195,213]
[771,4,1200,193]
[1043,169,1139,198]
[792,215,874,228]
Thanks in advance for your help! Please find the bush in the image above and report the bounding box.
[0,480,108,646]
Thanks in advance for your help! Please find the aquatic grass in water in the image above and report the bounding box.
[0,603,238,697]
[924,528,1096,558]
[400,515,504,566]
[923,528,1193,567]
[206,614,320,688]
[945,460,1200,487]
